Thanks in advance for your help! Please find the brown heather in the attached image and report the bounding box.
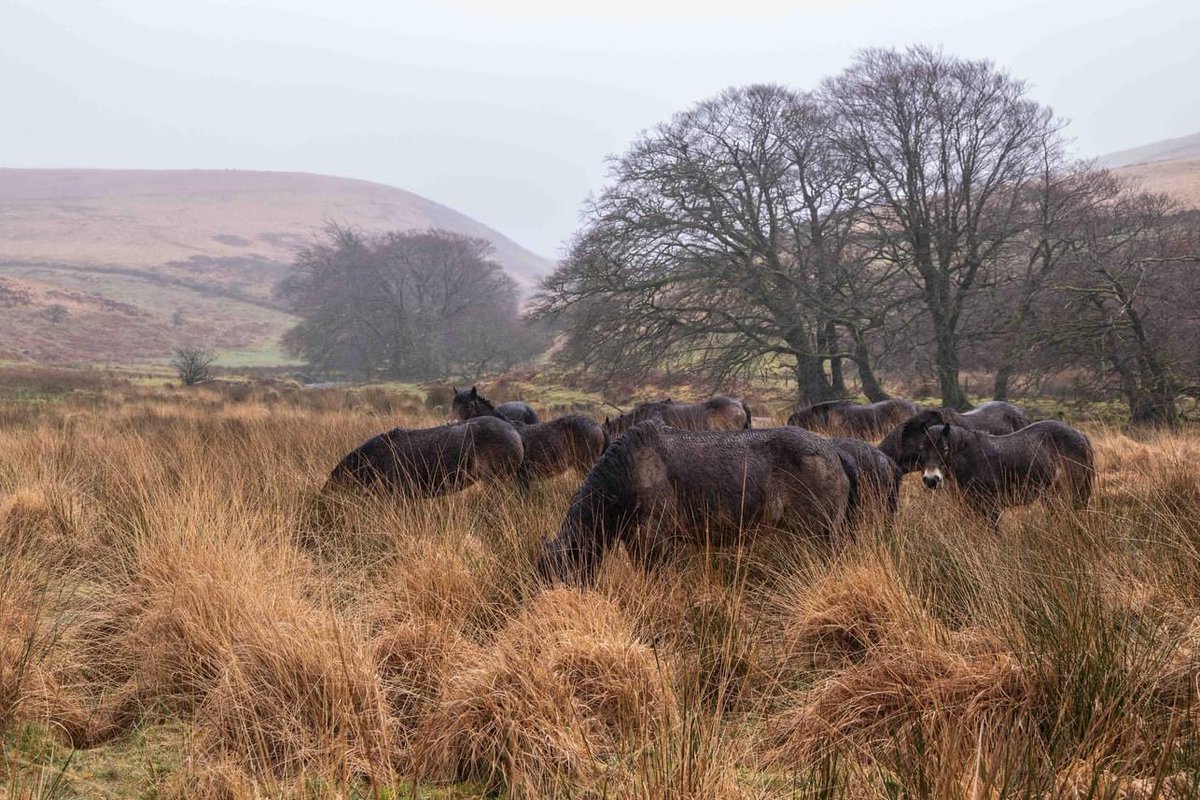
[2,381,1200,798]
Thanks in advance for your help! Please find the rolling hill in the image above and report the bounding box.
[1098,132,1200,211]
[0,169,553,368]
[1096,131,1200,169]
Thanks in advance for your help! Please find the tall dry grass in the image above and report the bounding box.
[2,382,1200,798]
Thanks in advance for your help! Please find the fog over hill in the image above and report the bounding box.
[0,168,553,367]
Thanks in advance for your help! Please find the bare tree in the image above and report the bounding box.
[1039,193,1200,424]
[171,347,217,386]
[824,46,1063,408]
[534,85,893,402]
[277,225,538,380]
[987,163,1122,400]
[44,304,69,326]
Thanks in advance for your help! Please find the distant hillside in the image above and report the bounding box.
[1097,132,1200,168]
[1114,157,1200,210]
[1094,132,1200,212]
[0,169,553,367]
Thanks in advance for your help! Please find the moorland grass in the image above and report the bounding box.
[1,381,1199,798]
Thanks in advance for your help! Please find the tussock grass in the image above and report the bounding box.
[2,387,1200,798]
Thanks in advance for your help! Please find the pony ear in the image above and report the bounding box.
[604,416,610,425]
[941,421,952,439]
[470,386,478,397]
[452,385,458,394]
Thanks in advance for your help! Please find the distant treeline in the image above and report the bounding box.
[533,46,1200,424]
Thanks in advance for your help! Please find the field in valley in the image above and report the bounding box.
[3,374,1200,798]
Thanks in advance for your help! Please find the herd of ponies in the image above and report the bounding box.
[324,387,1096,585]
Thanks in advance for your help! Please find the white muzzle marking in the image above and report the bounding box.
[922,467,944,489]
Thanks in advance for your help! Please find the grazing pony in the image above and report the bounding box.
[787,398,918,439]
[450,386,538,425]
[325,416,522,498]
[828,437,903,522]
[536,421,856,585]
[602,396,751,437]
[959,401,1031,435]
[916,417,1094,530]
[513,413,608,488]
[879,403,1032,472]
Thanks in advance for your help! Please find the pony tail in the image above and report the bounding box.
[741,400,753,429]
[837,451,861,539]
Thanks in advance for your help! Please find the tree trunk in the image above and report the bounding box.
[793,352,836,404]
[821,321,847,396]
[933,327,969,409]
[1132,366,1179,426]
[849,328,889,402]
[992,364,1012,402]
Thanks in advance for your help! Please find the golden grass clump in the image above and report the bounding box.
[372,617,477,759]
[0,487,82,568]
[775,559,934,674]
[190,615,393,783]
[769,636,1032,765]
[414,587,673,797]
[366,533,497,632]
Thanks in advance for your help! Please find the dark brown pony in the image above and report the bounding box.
[447,394,605,487]
[536,421,857,585]
[828,437,903,522]
[450,386,538,425]
[787,398,918,439]
[916,417,1094,530]
[513,414,607,488]
[602,396,751,437]
[879,402,1032,472]
[325,416,522,498]
[958,401,1031,435]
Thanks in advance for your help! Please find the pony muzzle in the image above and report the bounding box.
[922,467,944,490]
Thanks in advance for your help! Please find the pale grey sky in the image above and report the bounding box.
[3,0,1198,259]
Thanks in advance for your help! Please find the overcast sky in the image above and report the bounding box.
[4,0,1198,259]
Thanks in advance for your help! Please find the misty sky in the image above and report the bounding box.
[4,0,1198,260]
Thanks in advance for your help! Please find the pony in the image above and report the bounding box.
[959,401,1031,435]
[787,398,918,439]
[324,416,522,498]
[513,413,608,488]
[450,385,538,425]
[446,393,605,487]
[915,417,1094,530]
[536,421,857,585]
[827,437,903,522]
[602,396,751,437]
[879,403,1032,472]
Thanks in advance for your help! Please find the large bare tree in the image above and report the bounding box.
[824,46,1063,408]
[534,85,892,401]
